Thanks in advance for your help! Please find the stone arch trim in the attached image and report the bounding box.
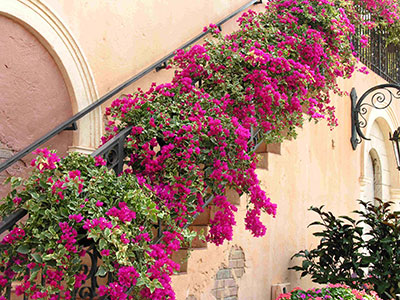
[360,111,400,205]
[360,119,400,209]
[0,0,101,152]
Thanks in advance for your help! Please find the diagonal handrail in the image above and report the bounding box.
[0,125,265,234]
[0,0,262,174]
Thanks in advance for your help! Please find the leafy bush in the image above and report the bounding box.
[0,150,188,299]
[291,200,400,299]
[277,284,381,300]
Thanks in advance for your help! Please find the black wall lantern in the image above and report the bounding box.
[389,127,400,170]
[351,83,400,170]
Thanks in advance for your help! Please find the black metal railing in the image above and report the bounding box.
[353,28,400,84]
[0,0,262,174]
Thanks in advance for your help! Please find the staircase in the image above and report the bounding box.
[171,142,282,274]
[0,1,266,299]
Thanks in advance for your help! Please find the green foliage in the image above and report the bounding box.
[291,200,400,299]
[0,151,183,297]
[355,200,400,298]
[290,206,365,284]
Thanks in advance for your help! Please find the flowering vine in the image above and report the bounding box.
[0,151,187,299]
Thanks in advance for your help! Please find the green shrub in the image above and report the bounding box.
[291,200,400,299]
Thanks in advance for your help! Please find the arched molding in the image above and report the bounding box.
[0,0,101,152]
[360,106,400,206]
[363,105,400,189]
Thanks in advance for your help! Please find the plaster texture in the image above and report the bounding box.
[1,1,400,300]
[0,15,72,153]
[0,14,73,197]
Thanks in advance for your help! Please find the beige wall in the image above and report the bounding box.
[42,0,258,97]
[2,1,400,300]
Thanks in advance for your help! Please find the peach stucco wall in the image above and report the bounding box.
[2,1,400,300]
[43,0,257,96]
[0,15,72,151]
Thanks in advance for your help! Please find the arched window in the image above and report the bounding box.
[362,121,391,205]
[369,149,382,205]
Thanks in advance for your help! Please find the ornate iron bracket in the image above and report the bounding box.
[91,125,133,174]
[351,83,400,150]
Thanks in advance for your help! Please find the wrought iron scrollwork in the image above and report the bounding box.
[91,125,133,174]
[350,83,400,150]
[73,246,113,300]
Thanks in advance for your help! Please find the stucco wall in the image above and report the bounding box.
[2,1,400,299]
[0,15,73,151]
[42,0,258,97]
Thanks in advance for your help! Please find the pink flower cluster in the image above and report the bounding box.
[58,222,78,254]
[83,217,113,231]
[140,243,180,299]
[106,202,136,223]
[30,148,60,172]
[1,227,25,245]
[355,0,399,24]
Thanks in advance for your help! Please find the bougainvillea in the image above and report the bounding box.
[103,0,400,246]
[1,0,399,299]
[0,151,187,299]
[104,80,277,245]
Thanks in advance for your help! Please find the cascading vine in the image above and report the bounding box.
[0,0,399,299]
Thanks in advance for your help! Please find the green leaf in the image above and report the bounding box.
[104,228,111,239]
[154,280,163,289]
[136,276,146,287]
[10,177,22,188]
[96,265,107,277]
[11,265,24,273]
[30,192,40,200]
[31,253,43,263]
[99,238,107,250]
[16,245,30,254]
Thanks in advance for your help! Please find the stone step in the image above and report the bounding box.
[191,206,211,226]
[226,188,240,206]
[256,152,268,170]
[171,249,189,273]
[266,143,281,155]
[255,141,267,153]
[183,225,208,249]
[254,141,281,155]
